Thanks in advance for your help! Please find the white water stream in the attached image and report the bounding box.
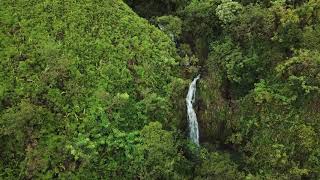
[186,75,200,145]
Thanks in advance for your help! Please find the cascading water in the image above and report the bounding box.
[158,24,175,41]
[186,75,200,145]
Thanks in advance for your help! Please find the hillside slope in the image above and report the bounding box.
[0,0,184,178]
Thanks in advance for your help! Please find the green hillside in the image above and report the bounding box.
[1,0,320,179]
[0,0,185,178]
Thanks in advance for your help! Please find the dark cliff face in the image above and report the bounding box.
[196,70,230,144]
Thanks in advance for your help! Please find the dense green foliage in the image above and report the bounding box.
[0,0,186,178]
[1,0,320,179]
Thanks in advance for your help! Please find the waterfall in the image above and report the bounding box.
[158,24,175,42]
[186,75,200,145]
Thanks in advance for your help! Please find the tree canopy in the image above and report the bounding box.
[1,0,320,179]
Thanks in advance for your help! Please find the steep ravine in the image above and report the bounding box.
[125,1,233,146]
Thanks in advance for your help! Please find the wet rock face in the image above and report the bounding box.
[196,72,233,144]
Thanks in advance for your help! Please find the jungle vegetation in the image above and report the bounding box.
[1,0,319,179]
